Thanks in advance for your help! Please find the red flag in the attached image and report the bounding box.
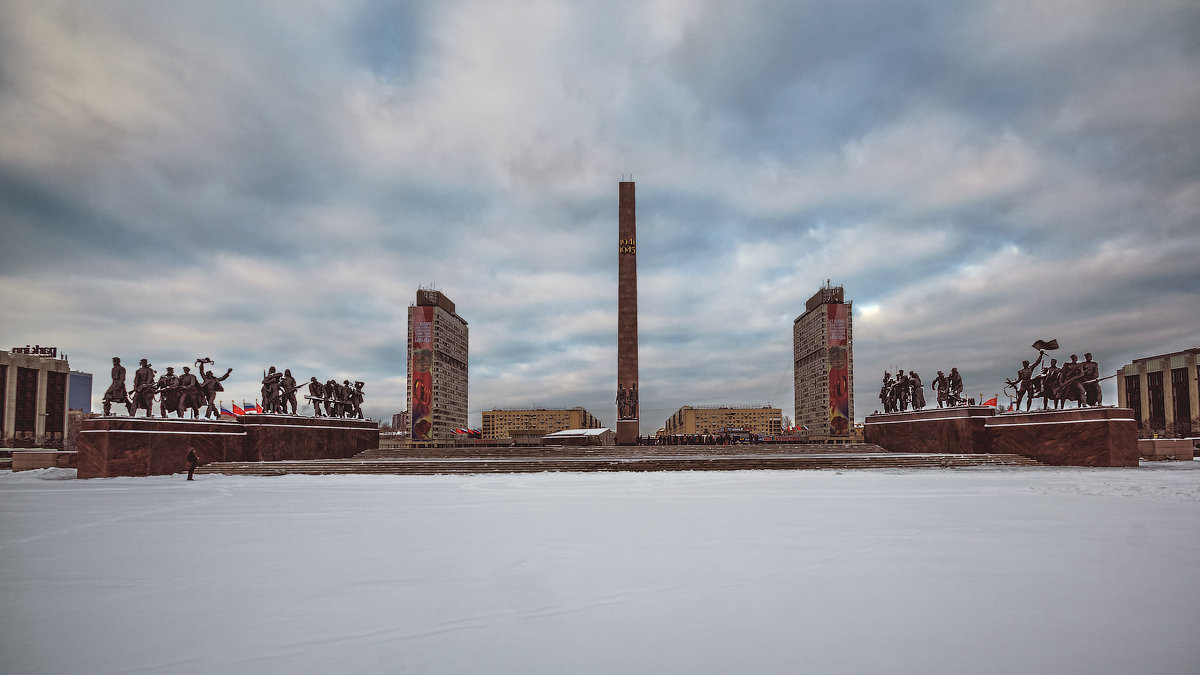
[982,397,998,407]
[232,403,246,416]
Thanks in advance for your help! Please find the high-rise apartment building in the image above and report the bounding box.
[391,410,410,434]
[407,289,468,442]
[68,370,93,412]
[793,284,853,435]
[662,405,783,436]
[481,407,604,440]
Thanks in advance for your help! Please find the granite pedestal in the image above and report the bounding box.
[77,416,379,478]
[77,417,246,479]
[238,414,379,462]
[985,407,1138,467]
[865,406,1138,467]
[864,406,995,454]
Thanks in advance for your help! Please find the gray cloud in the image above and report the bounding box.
[1,0,1197,430]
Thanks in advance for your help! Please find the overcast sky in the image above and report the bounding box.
[2,1,1198,431]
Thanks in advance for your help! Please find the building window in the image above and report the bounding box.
[1147,371,1165,429]
[1171,367,1191,435]
[14,367,39,443]
[45,371,66,446]
[1125,375,1142,429]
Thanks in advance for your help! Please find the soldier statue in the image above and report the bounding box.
[895,370,912,411]
[199,360,233,419]
[157,366,181,417]
[130,358,157,417]
[348,380,365,419]
[276,369,299,415]
[307,377,325,416]
[1058,354,1087,407]
[909,371,926,410]
[948,367,964,406]
[177,366,203,418]
[324,379,340,417]
[1040,359,1061,410]
[931,371,948,408]
[1081,353,1102,406]
[261,367,283,414]
[357,381,368,419]
[103,357,130,416]
[880,372,894,413]
[1015,350,1046,411]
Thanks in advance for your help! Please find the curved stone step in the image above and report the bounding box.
[196,452,1039,476]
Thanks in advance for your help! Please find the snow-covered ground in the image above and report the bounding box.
[2,463,1199,674]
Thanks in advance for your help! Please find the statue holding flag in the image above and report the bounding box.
[1013,349,1046,411]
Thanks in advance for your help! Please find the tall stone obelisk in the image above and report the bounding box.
[616,181,639,444]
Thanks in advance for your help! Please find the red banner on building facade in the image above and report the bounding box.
[827,303,850,435]
[411,306,434,441]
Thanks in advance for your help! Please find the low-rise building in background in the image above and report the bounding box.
[2,347,72,448]
[662,405,783,436]
[482,407,604,440]
[1118,347,1199,437]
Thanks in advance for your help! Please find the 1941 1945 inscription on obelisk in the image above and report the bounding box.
[616,180,639,445]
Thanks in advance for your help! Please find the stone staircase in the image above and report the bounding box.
[196,443,1039,477]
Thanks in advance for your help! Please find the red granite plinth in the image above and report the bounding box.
[76,415,380,478]
[237,414,379,462]
[985,407,1138,467]
[864,406,995,454]
[77,417,246,479]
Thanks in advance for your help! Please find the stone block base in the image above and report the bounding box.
[77,416,379,478]
[865,406,1139,467]
[864,406,994,454]
[985,407,1138,467]
[238,414,379,461]
[1138,438,1196,461]
[77,418,246,479]
[11,450,77,471]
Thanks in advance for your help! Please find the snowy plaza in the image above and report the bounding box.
[2,462,1199,674]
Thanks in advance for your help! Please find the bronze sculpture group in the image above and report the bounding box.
[1005,341,1105,410]
[616,383,639,421]
[879,368,950,413]
[102,357,366,419]
[104,357,231,419]
[302,377,366,419]
[877,339,1107,415]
